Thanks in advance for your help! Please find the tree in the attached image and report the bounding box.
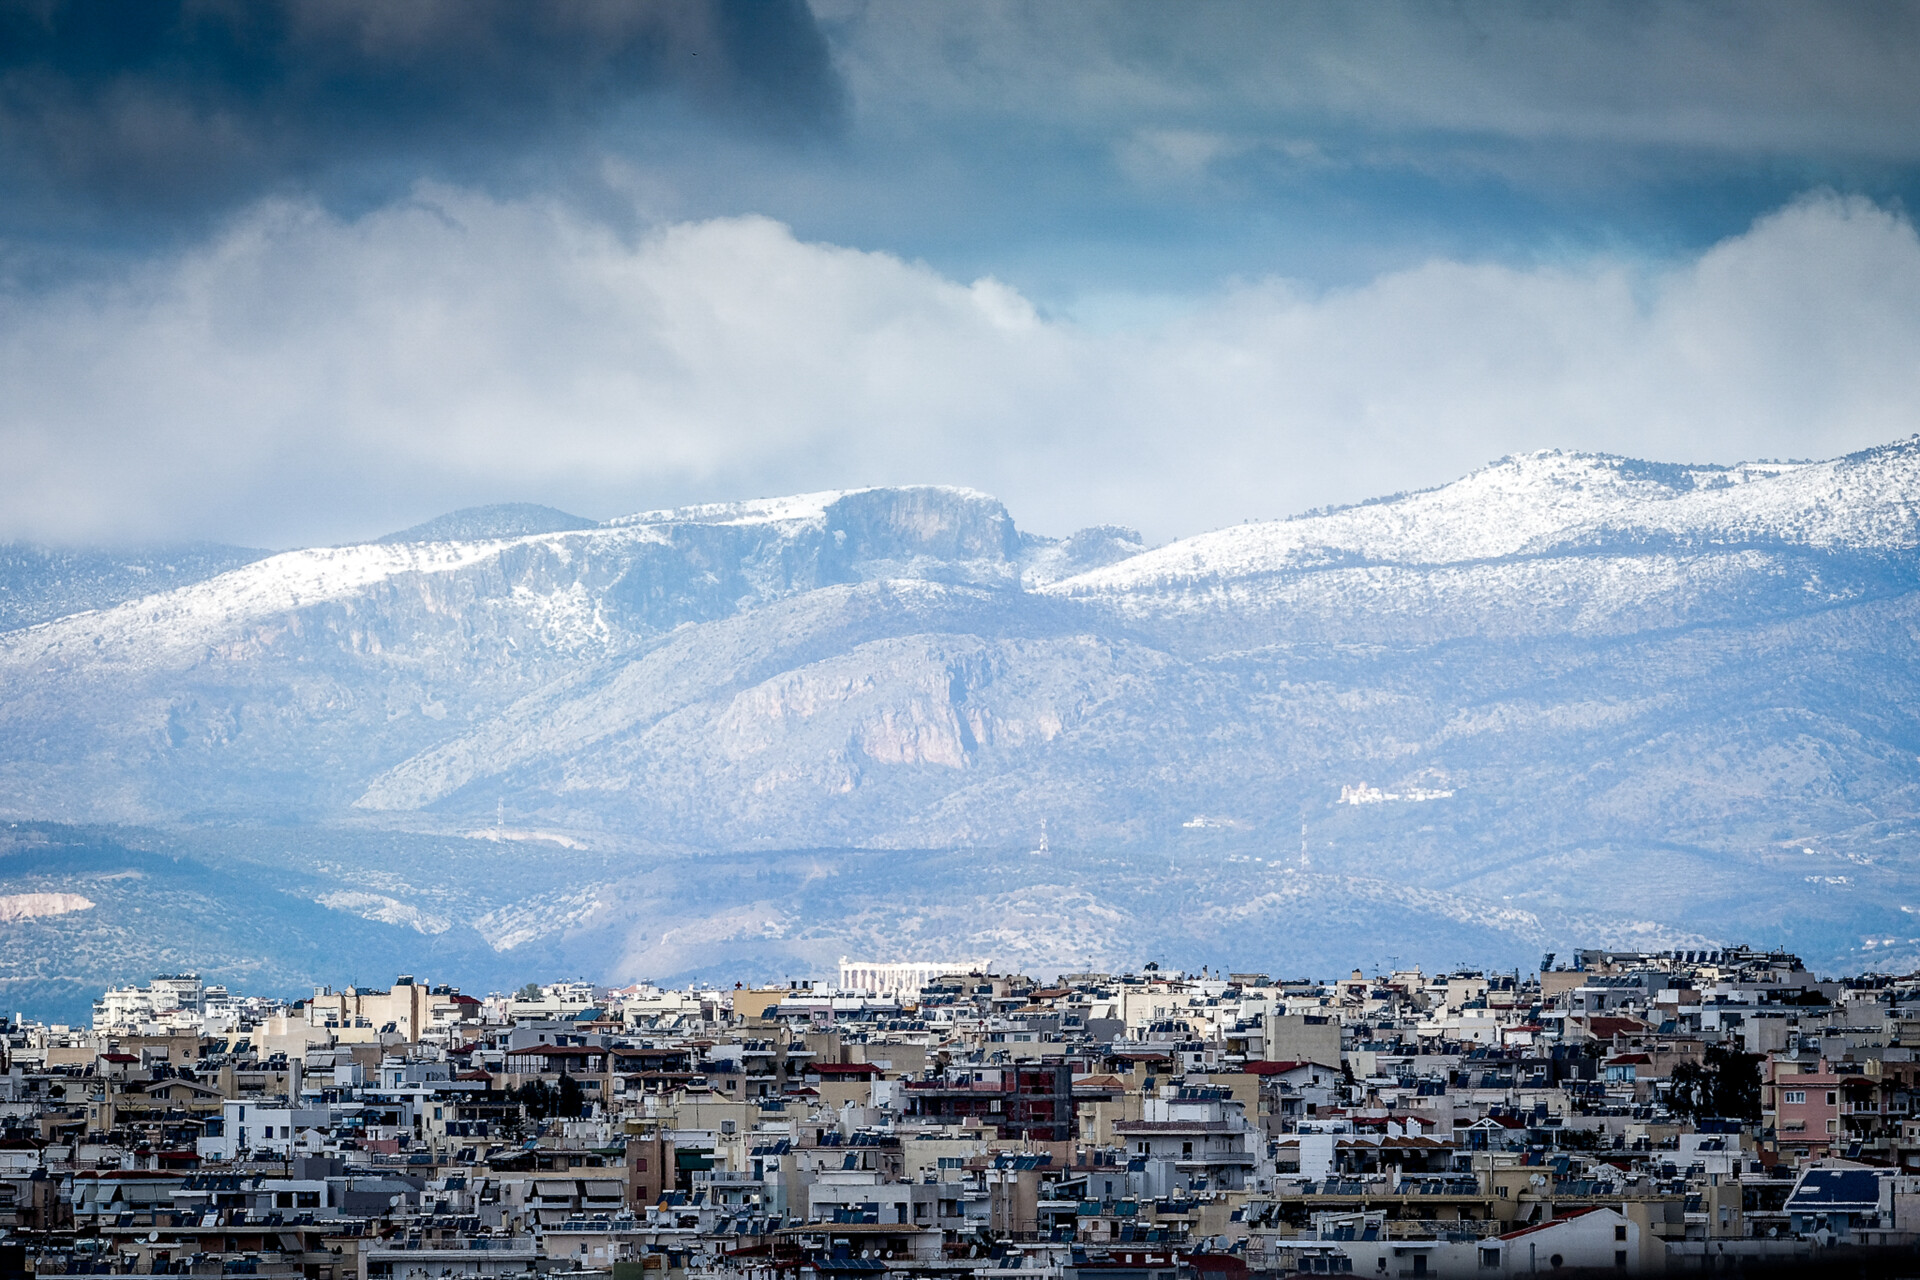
[558,1073,585,1119]
[515,982,543,1001]
[511,1079,558,1118]
[1669,1044,1763,1122]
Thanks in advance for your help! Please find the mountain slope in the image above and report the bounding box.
[0,541,270,631]
[3,445,1920,1005]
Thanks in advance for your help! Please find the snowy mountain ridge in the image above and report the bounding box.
[0,533,601,665]
[603,484,998,530]
[4,439,1920,1001]
[0,486,1027,668]
[1052,439,1920,599]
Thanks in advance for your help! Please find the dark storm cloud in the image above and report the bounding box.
[0,0,841,229]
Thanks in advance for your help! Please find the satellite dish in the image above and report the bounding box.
[147,1232,159,1243]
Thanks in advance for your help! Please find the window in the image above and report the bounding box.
[1827,1092,1838,1106]
[1785,1091,1806,1105]
[1614,1225,1627,1241]
[1827,1120,1839,1134]
[1614,1250,1627,1268]
[1479,1248,1500,1267]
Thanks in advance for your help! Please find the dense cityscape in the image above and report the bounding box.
[2,948,1917,1277]
[8,4,1920,1280]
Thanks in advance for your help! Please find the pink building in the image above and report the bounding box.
[1767,1059,1842,1163]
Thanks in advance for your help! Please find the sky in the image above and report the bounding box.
[4,1,1920,548]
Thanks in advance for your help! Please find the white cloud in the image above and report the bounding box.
[2,187,1918,546]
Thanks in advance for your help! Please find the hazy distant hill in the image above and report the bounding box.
[4,444,1920,1012]
[377,503,599,544]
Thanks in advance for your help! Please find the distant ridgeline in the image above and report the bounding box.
[5,443,1920,997]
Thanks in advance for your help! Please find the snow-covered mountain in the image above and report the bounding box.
[4,443,1919,1012]
[0,541,269,631]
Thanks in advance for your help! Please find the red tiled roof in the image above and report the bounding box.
[505,1044,602,1056]
[1239,1060,1325,1075]
[1586,1017,1647,1037]
[1498,1207,1604,1240]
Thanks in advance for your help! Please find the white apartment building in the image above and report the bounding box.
[837,959,990,999]
[197,1100,331,1160]
[93,974,207,1029]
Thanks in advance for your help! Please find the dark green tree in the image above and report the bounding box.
[511,1079,558,1118]
[1669,1044,1762,1122]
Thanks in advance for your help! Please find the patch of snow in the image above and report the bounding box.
[463,828,589,850]
[0,892,94,922]
[474,888,605,951]
[606,489,858,528]
[1339,784,1455,805]
[604,485,997,529]
[314,891,452,934]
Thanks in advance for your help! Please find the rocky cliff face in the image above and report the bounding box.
[4,451,1920,1009]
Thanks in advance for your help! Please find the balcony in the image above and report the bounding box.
[1173,1153,1256,1169]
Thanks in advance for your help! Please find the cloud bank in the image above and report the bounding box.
[3,188,1917,547]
